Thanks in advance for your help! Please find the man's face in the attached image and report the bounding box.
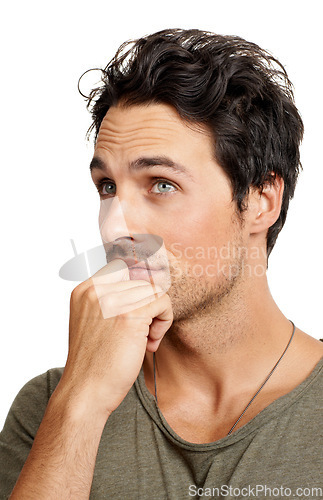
[90,102,247,322]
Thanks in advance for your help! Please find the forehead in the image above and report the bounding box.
[94,102,214,161]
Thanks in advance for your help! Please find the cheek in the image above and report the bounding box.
[166,203,236,268]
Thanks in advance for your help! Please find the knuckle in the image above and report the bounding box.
[84,284,99,303]
[71,280,95,302]
[70,283,83,302]
[100,292,116,311]
[117,311,139,328]
[120,310,135,321]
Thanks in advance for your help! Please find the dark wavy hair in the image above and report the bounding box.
[82,28,304,259]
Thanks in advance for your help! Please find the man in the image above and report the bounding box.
[1,28,322,499]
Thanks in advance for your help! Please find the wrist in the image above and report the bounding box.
[49,381,111,429]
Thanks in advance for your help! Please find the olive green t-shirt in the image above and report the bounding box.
[0,357,322,499]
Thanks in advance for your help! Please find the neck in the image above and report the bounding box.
[143,275,294,403]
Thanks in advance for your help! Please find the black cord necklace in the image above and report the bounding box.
[152,320,296,436]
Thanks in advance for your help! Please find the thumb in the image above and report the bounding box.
[146,316,173,352]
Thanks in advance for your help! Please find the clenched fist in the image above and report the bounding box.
[57,259,173,419]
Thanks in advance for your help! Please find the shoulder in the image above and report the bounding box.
[14,367,65,403]
[2,367,65,437]
[289,328,323,378]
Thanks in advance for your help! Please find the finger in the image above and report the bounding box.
[146,313,173,352]
[91,259,130,285]
[91,279,156,299]
[145,294,173,350]
[123,292,173,327]
[100,283,162,309]
[99,287,164,319]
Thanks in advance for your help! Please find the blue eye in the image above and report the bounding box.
[151,180,177,195]
[95,178,177,197]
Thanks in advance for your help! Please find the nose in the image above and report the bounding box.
[99,195,134,244]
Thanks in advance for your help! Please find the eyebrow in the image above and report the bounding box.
[89,155,195,181]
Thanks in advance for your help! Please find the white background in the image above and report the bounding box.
[0,0,322,427]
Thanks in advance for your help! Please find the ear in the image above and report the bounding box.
[249,175,284,235]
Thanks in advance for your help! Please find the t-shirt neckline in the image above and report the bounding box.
[134,355,323,451]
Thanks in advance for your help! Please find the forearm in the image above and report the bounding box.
[9,387,108,500]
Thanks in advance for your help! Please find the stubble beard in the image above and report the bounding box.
[167,251,245,323]
[166,210,247,325]
[161,237,247,354]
